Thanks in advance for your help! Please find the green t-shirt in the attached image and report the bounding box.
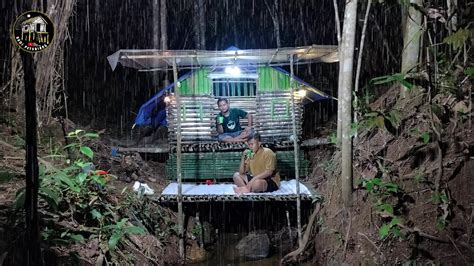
[216,108,247,133]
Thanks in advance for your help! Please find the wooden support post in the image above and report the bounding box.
[22,49,43,265]
[290,55,302,247]
[173,59,184,259]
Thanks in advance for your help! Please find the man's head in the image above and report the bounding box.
[246,132,261,152]
[217,98,230,114]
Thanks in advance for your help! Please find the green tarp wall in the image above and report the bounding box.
[180,69,212,95]
[166,151,310,180]
[257,67,294,92]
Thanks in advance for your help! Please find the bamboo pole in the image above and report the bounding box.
[22,47,43,266]
[290,55,302,247]
[173,59,184,259]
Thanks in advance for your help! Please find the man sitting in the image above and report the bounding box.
[233,133,280,194]
[215,98,253,142]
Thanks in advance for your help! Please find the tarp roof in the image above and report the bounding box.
[107,45,338,72]
[108,46,337,127]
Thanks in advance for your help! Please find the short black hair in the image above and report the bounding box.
[217,98,229,105]
[247,132,261,142]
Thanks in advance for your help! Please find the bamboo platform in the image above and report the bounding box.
[157,179,321,202]
[115,137,329,154]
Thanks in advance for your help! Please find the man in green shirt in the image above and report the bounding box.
[233,133,280,194]
[216,98,253,142]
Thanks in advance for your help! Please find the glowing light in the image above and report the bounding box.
[225,66,241,76]
[296,89,307,98]
[164,96,171,103]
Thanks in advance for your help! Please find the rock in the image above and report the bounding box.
[453,101,469,114]
[236,232,270,260]
[202,221,215,246]
[270,227,298,255]
[187,241,208,263]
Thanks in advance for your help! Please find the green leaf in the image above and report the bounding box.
[392,227,402,238]
[92,175,106,186]
[377,203,394,215]
[365,181,375,192]
[379,223,391,239]
[60,230,69,238]
[371,74,398,85]
[54,173,80,193]
[420,132,430,144]
[91,209,103,220]
[436,218,447,230]
[364,112,380,117]
[372,178,382,185]
[443,28,472,49]
[101,224,118,231]
[384,183,399,193]
[39,187,60,209]
[69,234,85,243]
[108,232,122,250]
[386,110,402,129]
[67,129,84,137]
[374,116,385,129]
[390,217,402,226]
[13,189,26,209]
[76,172,88,185]
[64,143,79,149]
[126,226,146,235]
[83,133,99,138]
[117,218,128,228]
[80,146,94,160]
[465,67,474,77]
[399,79,413,90]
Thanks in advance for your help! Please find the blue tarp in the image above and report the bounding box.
[134,47,333,128]
[134,71,193,127]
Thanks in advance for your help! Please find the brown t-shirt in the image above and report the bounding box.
[246,147,280,187]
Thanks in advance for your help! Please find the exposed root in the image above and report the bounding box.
[342,209,352,261]
[281,203,321,263]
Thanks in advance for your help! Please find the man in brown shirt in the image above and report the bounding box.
[233,133,280,194]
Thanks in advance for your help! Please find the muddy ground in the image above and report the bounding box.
[307,85,473,265]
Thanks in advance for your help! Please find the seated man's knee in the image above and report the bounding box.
[250,179,267,192]
[233,172,241,180]
[217,134,227,141]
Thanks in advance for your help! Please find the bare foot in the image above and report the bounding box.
[233,186,250,194]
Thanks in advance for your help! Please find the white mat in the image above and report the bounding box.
[161,179,312,196]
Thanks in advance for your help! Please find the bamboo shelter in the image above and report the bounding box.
[107,45,338,258]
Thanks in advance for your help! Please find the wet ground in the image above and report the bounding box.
[190,233,282,266]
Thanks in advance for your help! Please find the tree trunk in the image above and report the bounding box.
[401,0,423,96]
[32,0,76,125]
[152,0,161,88]
[333,0,343,144]
[340,0,358,207]
[152,0,160,49]
[264,0,281,48]
[160,0,168,50]
[193,1,206,49]
[198,0,206,50]
[274,0,281,47]
[354,0,372,128]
